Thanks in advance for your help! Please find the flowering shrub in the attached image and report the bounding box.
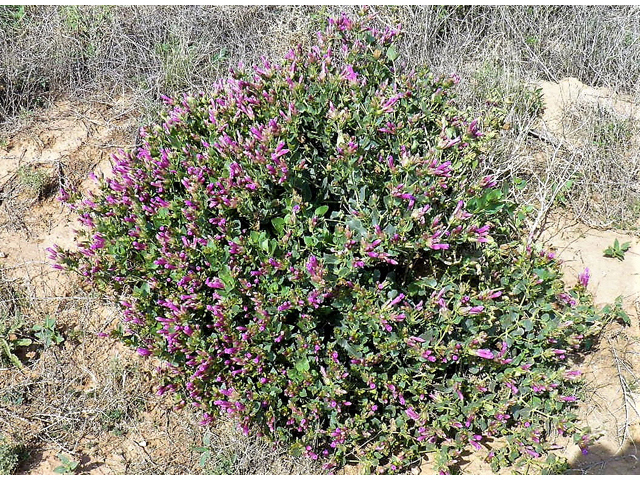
[52,12,623,474]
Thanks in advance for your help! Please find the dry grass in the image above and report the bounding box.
[3,6,639,228]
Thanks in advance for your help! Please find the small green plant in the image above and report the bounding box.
[471,61,544,132]
[193,432,212,469]
[0,5,26,29]
[207,452,238,475]
[100,408,126,435]
[0,437,24,475]
[525,35,539,46]
[0,313,32,369]
[194,434,238,475]
[60,5,84,35]
[32,316,64,348]
[603,238,632,261]
[53,453,79,475]
[592,106,634,148]
[16,165,55,199]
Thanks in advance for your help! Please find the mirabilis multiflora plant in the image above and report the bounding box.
[51,11,624,474]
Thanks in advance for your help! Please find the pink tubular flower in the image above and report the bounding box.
[380,95,401,113]
[306,255,319,274]
[271,141,289,161]
[341,64,358,83]
[461,305,484,315]
[469,439,482,450]
[136,347,152,357]
[405,408,420,421]
[467,118,483,138]
[475,349,494,360]
[388,293,405,307]
[525,448,541,458]
[560,395,578,402]
[578,267,590,288]
[480,175,497,189]
[205,278,225,289]
[57,188,70,202]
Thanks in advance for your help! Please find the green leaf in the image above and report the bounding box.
[386,44,399,61]
[314,205,329,217]
[323,254,340,265]
[337,337,362,359]
[134,282,151,298]
[271,217,285,234]
[1,338,23,369]
[295,357,310,373]
[199,451,211,468]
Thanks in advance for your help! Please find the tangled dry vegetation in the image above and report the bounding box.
[0,5,639,474]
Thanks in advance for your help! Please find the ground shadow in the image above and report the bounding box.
[566,438,639,474]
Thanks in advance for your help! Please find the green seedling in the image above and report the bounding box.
[53,454,79,475]
[0,313,32,369]
[603,238,631,261]
[193,432,212,469]
[32,316,63,348]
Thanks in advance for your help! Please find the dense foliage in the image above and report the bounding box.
[52,12,620,473]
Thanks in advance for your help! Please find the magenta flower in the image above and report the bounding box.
[461,305,484,315]
[271,141,289,161]
[578,267,590,288]
[57,188,70,202]
[205,277,225,289]
[341,64,358,83]
[388,293,405,307]
[405,408,420,421]
[558,292,577,306]
[278,301,292,312]
[560,395,578,402]
[475,349,494,360]
[136,347,152,357]
[469,439,481,450]
[525,448,541,458]
[380,95,401,113]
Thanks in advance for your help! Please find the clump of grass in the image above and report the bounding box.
[16,166,49,197]
[549,102,640,228]
[194,420,322,475]
[591,105,636,148]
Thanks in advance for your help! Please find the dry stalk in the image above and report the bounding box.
[607,332,640,450]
